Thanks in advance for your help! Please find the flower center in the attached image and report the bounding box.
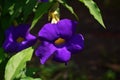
[54,38,65,45]
[16,37,24,43]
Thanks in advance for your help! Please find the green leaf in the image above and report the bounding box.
[58,0,79,20]
[79,0,106,28]
[0,48,6,64]
[23,0,37,22]
[5,47,34,80]
[1,0,27,29]
[31,2,53,29]
[2,0,15,15]
[9,0,26,24]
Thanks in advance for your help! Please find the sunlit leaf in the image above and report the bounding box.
[79,0,106,28]
[5,47,34,80]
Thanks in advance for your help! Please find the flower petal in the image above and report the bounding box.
[66,34,84,53]
[3,42,19,53]
[10,24,30,40]
[3,39,36,53]
[35,41,56,64]
[26,33,36,42]
[57,19,77,39]
[38,23,59,41]
[53,47,71,63]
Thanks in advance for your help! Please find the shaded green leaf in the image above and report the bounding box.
[79,0,105,28]
[9,0,26,24]
[26,67,40,77]
[5,47,34,80]
[1,0,27,29]
[23,0,37,22]
[0,48,6,64]
[31,2,53,29]
[2,0,15,15]
[58,0,79,20]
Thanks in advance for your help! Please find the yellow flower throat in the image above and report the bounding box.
[16,37,24,43]
[54,38,65,45]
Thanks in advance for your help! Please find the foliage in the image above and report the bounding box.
[5,47,34,80]
[0,0,106,80]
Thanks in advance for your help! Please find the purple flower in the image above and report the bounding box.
[3,24,36,53]
[35,19,84,64]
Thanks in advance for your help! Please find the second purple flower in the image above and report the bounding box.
[3,24,37,53]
